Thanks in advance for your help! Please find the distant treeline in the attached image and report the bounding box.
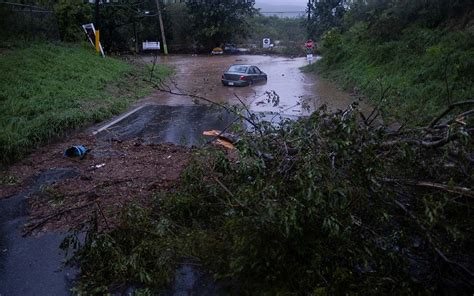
[1,0,261,53]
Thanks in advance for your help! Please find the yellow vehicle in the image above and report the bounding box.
[211,47,224,55]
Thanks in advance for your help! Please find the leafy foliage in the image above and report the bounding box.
[63,104,473,294]
[307,0,346,38]
[52,0,93,42]
[185,0,256,48]
[305,1,474,124]
[95,0,159,53]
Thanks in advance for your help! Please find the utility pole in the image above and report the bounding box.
[95,0,100,30]
[307,0,311,22]
[154,0,168,55]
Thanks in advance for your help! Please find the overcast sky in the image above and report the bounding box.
[255,0,308,8]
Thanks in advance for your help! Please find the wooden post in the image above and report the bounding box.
[95,30,100,53]
[95,0,101,55]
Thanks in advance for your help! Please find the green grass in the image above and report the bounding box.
[0,43,171,165]
[305,23,474,124]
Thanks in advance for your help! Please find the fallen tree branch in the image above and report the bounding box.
[381,133,459,148]
[383,179,474,198]
[445,109,474,126]
[393,199,474,279]
[365,82,391,126]
[428,100,474,129]
[96,201,110,230]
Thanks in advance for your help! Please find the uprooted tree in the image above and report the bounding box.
[62,79,474,294]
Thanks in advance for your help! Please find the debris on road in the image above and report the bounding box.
[203,130,239,143]
[64,145,88,159]
[1,134,192,234]
[215,138,235,150]
[203,130,239,150]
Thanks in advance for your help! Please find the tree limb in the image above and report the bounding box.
[383,178,474,198]
[428,100,474,128]
[381,133,459,148]
[393,199,474,279]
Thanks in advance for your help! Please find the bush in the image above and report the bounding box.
[64,105,474,294]
[308,22,474,124]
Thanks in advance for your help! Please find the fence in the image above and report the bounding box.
[0,1,60,43]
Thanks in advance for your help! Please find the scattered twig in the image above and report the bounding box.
[213,176,234,197]
[213,176,246,209]
[148,51,159,82]
[23,202,95,236]
[444,109,474,126]
[383,178,474,198]
[443,53,452,105]
[96,201,111,230]
[428,100,474,129]
[365,81,391,126]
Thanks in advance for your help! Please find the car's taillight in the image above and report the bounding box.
[222,75,225,79]
[240,75,246,80]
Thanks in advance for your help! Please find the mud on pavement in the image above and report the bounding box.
[1,133,192,234]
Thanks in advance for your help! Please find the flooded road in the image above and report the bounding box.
[94,54,362,147]
[141,55,357,115]
[0,55,360,296]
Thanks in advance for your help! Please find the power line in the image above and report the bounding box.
[0,1,51,11]
[260,11,306,14]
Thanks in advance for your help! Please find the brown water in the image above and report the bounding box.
[140,55,361,115]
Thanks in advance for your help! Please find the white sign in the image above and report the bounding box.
[307,54,314,64]
[263,38,271,49]
[143,41,160,51]
[82,23,105,57]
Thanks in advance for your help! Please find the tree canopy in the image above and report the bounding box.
[185,0,257,48]
[307,0,474,40]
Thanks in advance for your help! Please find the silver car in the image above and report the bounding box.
[221,64,267,86]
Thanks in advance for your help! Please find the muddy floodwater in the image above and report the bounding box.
[98,54,365,147]
[140,54,359,115]
[0,54,364,296]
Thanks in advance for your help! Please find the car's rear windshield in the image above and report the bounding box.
[227,65,248,73]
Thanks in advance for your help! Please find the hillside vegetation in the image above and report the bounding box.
[306,1,474,124]
[0,43,170,165]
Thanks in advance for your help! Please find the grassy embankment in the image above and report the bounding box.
[305,22,474,124]
[0,43,171,165]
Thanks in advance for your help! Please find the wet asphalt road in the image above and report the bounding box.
[0,54,356,295]
[0,169,78,296]
[96,105,236,146]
